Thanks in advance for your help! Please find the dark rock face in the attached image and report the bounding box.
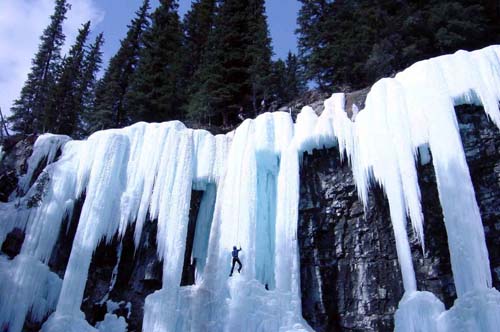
[298,106,500,332]
[0,135,36,201]
[181,190,204,286]
[77,190,203,332]
[0,135,36,175]
[1,228,24,258]
[48,196,85,278]
[456,106,500,289]
[298,149,403,332]
[0,170,17,202]
[78,219,164,332]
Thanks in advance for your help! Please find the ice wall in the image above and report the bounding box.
[0,45,500,332]
[0,113,311,332]
[163,113,311,332]
[302,45,500,331]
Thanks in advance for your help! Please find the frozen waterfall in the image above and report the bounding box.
[1,45,500,332]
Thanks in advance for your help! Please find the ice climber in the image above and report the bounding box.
[229,246,242,276]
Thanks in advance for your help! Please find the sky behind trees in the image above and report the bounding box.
[0,0,300,117]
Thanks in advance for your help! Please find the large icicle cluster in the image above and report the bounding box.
[294,45,500,331]
[0,45,500,332]
[0,116,310,332]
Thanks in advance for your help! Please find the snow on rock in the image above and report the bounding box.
[0,45,499,332]
[437,288,500,331]
[0,255,62,332]
[41,313,97,332]
[395,288,500,332]
[394,291,444,332]
[96,314,127,332]
[16,134,71,196]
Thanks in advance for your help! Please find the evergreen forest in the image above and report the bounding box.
[5,0,500,138]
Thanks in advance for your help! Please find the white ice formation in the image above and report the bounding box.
[17,134,71,196]
[0,45,500,332]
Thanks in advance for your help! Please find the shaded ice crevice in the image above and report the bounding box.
[0,45,500,332]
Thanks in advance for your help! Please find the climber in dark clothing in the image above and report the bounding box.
[229,246,242,276]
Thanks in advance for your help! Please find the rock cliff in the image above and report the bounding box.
[297,105,500,331]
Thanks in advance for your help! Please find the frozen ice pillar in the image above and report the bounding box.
[316,45,500,332]
[42,132,130,331]
[392,46,500,332]
[171,112,312,332]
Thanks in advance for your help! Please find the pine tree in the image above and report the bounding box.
[269,52,306,107]
[48,21,91,135]
[297,0,500,91]
[90,0,150,132]
[185,26,222,124]
[207,0,252,125]
[8,0,69,134]
[296,0,332,90]
[269,59,287,107]
[126,0,184,123]
[78,33,104,137]
[182,0,217,124]
[246,0,273,115]
[284,52,306,103]
[188,0,274,126]
[183,0,217,81]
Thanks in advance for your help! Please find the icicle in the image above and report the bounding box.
[143,129,195,332]
[317,46,500,331]
[177,113,311,332]
[274,142,312,331]
[40,313,97,332]
[20,144,82,262]
[294,106,319,154]
[1,45,499,332]
[192,129,216,190]
[96,314,127,332]
[133,122,174,247]
[55,132,130,318]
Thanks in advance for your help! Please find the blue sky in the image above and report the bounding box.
[94,0,301,64]
[0,0,301,116]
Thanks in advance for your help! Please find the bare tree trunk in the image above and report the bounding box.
[0,107,10,140]
[252,81,257,117]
